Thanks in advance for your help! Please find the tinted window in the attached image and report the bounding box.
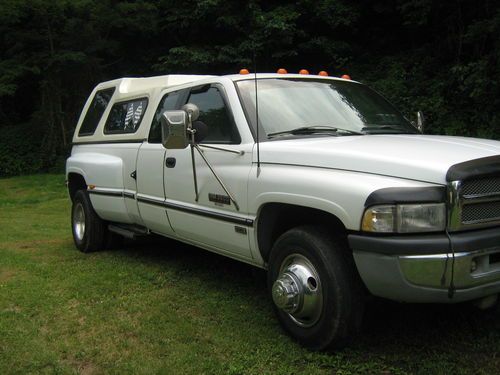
[187,87,240,144]
[78,88,115,136]
[104,98,148,134]
[149,91,181,143]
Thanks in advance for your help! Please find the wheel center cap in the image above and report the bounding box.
[272,273,300,313]
[271,254,323,327]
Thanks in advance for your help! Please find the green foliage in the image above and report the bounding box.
[351,1,500,139]
[0,124,42,177]
[0,0,499,175]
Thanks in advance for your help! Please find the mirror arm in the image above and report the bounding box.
[198,144,244,155]
[186,117,240,210]
[187,127,200,202]
[190,144,200,202]
[192,143,240,211]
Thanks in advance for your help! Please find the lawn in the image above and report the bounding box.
[1,174,499,375]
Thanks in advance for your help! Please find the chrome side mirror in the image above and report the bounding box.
[161,110,189,149]
[416,111,425,133]
[161,103,202,149]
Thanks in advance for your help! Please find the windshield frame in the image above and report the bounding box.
[234,77,418,142]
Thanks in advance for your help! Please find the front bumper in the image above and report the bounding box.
[348,227,500,303]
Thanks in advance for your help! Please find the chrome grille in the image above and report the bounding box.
[461,176,500,197]
[461,201,500,224]
[448,174,500,231]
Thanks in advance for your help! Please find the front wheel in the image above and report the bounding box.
[268,226,364,350]
[71,190,107,252]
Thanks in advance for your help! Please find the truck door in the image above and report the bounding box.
[163,84,254,260]
[135,90,185,236]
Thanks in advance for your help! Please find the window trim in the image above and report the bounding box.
[184,83,241,145]
[103,97,149,135]
[78,87,116,137]
[233,81,257,142]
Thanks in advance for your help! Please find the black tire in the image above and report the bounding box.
[267,225,364,350]
[71,190,107,253]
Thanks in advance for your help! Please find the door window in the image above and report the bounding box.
[187,87,240,144]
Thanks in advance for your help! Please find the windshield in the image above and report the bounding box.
[235,78,418,140]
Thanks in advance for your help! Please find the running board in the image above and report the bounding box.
[108,224,149,240]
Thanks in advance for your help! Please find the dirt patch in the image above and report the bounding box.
[67,299,81,310]
[63,358,101,375]
[3,304,22,313]
[78,362,100,375]
[13,238,68,250]
[0,269,16,282]
[0,239,72,258]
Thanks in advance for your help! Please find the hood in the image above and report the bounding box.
[258,134,500,184]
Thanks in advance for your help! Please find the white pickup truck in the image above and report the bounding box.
[66,72,500,350]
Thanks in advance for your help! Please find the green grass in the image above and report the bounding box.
[1,174,500,374]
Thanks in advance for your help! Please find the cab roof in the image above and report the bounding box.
[95,73,358,96]
[95,75,216,95]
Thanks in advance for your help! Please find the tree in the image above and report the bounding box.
[0,0,498,176]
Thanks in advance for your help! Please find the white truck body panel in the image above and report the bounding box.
[257,135,500,184]
[163,143,254,259]
[247,163,437,231]
[135,143,173,235]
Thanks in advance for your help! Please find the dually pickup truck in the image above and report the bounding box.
[66,72,500,350]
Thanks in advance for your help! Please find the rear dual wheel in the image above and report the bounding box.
[71,190,110,252]
[268,226,364,350]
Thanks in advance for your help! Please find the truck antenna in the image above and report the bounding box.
[253,51,261,173]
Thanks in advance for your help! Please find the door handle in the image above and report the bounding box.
[165,157,176,168]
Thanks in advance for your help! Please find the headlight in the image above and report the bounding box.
[362,203,446,233]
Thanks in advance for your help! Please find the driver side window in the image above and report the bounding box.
[187,86,240,144]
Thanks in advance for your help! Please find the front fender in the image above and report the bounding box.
[254,192,350,228]
[248,163,443,231]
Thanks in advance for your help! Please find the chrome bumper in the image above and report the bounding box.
[349,229,500,303]
[400,247,500,289]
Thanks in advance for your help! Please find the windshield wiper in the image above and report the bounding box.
[267,125,362,138]
[361,125,417,134]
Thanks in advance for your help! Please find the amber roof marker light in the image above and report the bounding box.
[341,74,351,80]
[318,71,329,76]
[277,68,288,74]
[299,69,309,75]
[239,68,250,75]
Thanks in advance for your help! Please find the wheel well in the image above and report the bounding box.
[257,203,347,262]
[68,173,87,202]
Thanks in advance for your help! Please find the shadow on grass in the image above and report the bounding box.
[115,235,264,289]
[110,235,500,358]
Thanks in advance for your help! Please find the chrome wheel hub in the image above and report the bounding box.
[73,202,86,241]
[271,254,323,327]
[272,273,301,313]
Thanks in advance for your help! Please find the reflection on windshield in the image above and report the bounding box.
[235,78,417,140]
